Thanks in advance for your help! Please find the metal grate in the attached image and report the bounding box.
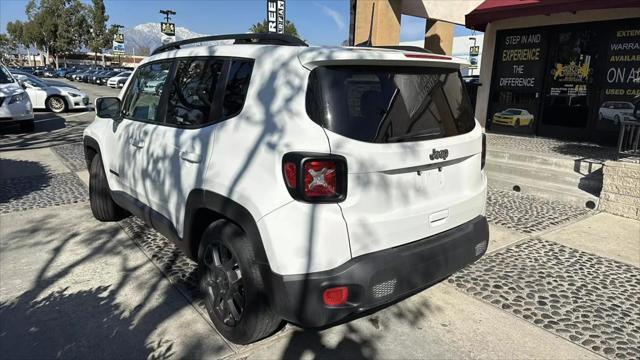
[372,279,397,298]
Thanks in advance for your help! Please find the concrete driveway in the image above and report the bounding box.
[1,79,638,359]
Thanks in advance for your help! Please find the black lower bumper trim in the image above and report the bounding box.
[268,215,489,327]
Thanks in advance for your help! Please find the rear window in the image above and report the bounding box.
[306,66,475,143]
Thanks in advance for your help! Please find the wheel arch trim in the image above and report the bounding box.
[183,189,271,269]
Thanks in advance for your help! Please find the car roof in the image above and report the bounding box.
[142,43,468,70]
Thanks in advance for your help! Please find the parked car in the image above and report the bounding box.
[70,69,92,82]
[13,72,89,113]
[492,108,534,127]
[599,101,635,125]
[84,34,488,345]
[107,71,131,88]
[0,62,34,131]
[43,68,58,78]
[91,70,117,85]
[32,67,44,77]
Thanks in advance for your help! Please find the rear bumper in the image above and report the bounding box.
[268,215,489,327]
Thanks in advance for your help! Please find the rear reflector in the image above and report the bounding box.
[284,162,297,189]
[323,286,349,306]
[404,53,452,60]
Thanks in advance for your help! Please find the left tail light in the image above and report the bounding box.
[282,152,347,203]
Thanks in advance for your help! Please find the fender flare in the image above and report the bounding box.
[183,189,270,268]
[83,136,101,169]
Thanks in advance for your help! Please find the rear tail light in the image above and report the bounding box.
[481,133,487,170]
[323,286,349,306]
[282,153,347,203]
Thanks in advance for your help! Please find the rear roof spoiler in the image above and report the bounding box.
[151,33,308,55]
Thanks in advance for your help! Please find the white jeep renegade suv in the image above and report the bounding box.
[84,34,489,344]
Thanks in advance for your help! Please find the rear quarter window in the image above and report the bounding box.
[306,66,476,143]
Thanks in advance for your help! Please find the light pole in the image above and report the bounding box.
[112,24,124,66]
[159,9,176,23]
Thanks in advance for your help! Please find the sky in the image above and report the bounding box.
[0,0,476,46]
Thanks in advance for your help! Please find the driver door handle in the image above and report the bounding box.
[129,138,145,148]
[179,150,202,164]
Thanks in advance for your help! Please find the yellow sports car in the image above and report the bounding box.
[492,108,534,127]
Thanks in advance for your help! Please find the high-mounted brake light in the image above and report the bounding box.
[282,153,347,203]
[404,53,452,60]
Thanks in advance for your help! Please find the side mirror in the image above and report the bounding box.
[96,97,121,120]
[18,80,27,89]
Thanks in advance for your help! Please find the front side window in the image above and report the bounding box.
[122,61,171,122]
[306,66,475,143]
[166,58,224,126]
[222,60,253,119]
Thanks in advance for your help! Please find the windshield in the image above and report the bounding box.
[21,75,48,88]
[306,66,475,143]
[0,64,15,84]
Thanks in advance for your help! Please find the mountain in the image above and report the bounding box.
[122,23,209,55]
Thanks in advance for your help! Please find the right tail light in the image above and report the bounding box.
[282,152,347,203]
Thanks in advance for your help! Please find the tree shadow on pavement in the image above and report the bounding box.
[0,207,229,359]
[0,113,89,151]
[0,158,51,205]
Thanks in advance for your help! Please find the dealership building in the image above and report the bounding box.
[349,0,639,145]
[467,0,640,145]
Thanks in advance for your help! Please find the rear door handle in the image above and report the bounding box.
[129,138,145,148]
[179,150,202,164]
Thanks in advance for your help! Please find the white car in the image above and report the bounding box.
[0,63,34,131]
[13,73,89,113]
[84,34,488,345]
[107,71,131,88]
[599,101,635,124]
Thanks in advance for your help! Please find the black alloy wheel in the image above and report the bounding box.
[201,240,245,327]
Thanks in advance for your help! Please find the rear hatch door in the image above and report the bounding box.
[304,59,486,257]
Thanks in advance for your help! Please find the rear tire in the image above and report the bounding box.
[89,154,128,221]
[198,220,281,344]
[19,120,35,132]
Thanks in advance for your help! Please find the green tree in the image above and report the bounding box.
[87,0,115,65]
[249,19,301,39]
[0,34,18,64]
[6,20,41,67]
[23,0,89,68]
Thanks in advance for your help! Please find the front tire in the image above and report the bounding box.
[47,96,67,113]
[89,154,128,221]
[198,220,281,344]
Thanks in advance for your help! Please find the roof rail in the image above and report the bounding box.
[151,33,308,55]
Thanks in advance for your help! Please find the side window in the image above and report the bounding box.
[222,60,253,119]
[166,58,224,126]
[122,62,171,122]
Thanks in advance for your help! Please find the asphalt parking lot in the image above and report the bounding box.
[1,79,639,359]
